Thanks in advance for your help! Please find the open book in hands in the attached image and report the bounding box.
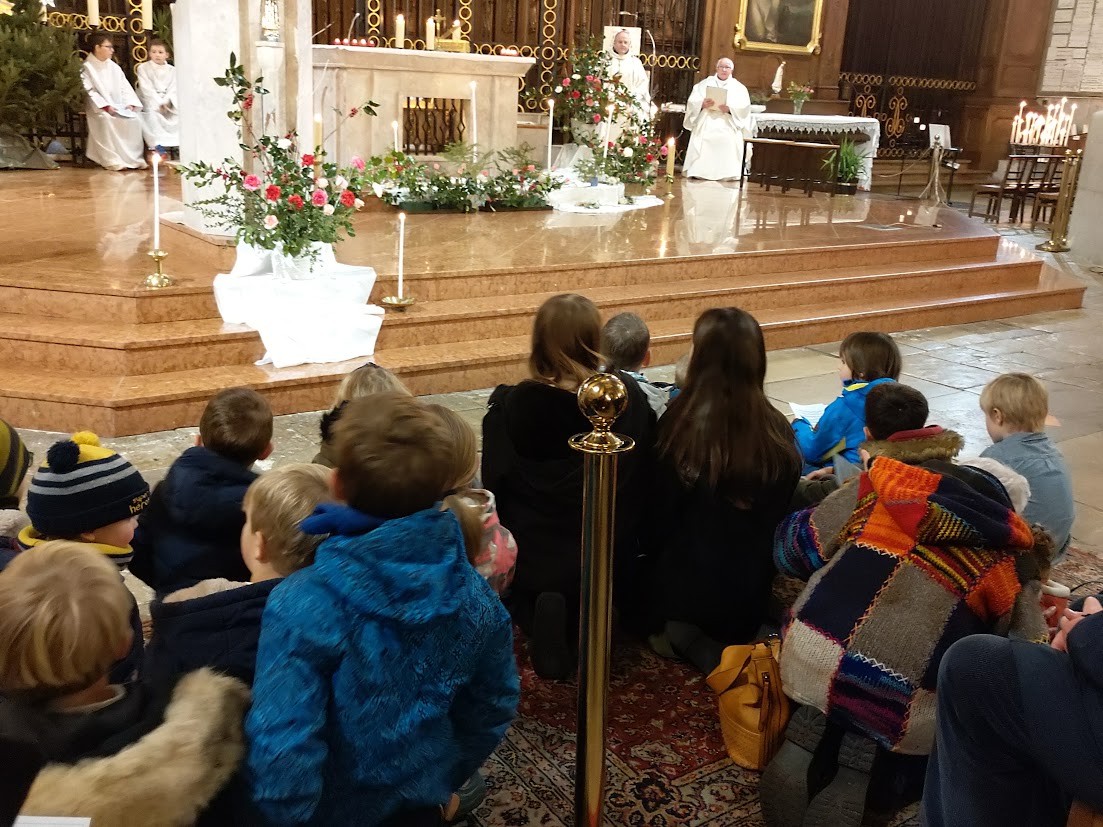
[705,86,728,107]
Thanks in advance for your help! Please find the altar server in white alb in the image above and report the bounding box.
[682,58,752,180]
[82,32,147,171]
[137,39,179,151]
[607,29,650,124]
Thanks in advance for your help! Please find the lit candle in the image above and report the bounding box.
[1011,115,1020,144]
[426,17,435,50]
[546,98,555,170]
[469,81,478,150]
[141,0,152,29]
[87,0,99,26]
[151,153,161,249]
[313,114,323,174]
[602,104,614,158]
[392,119,400,152]
[665,136,675,178]
[395,13,405,48]
[397,212,406,298]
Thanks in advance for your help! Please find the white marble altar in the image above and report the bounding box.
[1068,111,1103,266]
[312,46,535,161]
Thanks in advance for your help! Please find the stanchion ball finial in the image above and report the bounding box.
[571,373,636,454]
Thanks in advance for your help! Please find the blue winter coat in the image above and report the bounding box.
[792,377,895,469]
[145,578,279,694]
[130,447,256,593]
[245,504,519,826]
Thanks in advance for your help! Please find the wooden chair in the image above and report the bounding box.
[969,155,1037,223]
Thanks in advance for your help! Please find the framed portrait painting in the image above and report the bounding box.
[735,0,824,55]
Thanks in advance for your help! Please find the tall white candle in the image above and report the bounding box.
[151,153,161,249]
[141,0,152,29]
[602,105,613,158]
[87,0,99,26]
[546,99,554,169]
[392,119,400,152]
[395,13,405,48]
[469,81,478,151]
[397,212,406,298]
[426,17,435,50]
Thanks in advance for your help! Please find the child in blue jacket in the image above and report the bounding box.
[792,331,902,472]
[246,393,520,826]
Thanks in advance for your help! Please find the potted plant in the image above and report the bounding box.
[823,138,862,194]
[554,38,645,148]
[180,54,378,278]
[786,81,814,116]
[0,0,83,169]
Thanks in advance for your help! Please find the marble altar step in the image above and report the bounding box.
[0,250,1040,375]
[0,265,1083,435]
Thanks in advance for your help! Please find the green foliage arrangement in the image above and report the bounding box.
[823,138,862,184]
[0,0,83,136]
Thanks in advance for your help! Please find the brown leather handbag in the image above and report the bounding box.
[705,638,792,770]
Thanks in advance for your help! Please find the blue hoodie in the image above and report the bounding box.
[245,504,519,826]
[792,377,895,469]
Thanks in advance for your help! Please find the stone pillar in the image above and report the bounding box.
[1068,111,1103,266]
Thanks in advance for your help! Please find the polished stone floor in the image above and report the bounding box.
[14,221,1103,558]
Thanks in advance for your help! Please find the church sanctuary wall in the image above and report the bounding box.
[1040,0,1103,132]
[959,0,1058,171]
[697,0,851,111]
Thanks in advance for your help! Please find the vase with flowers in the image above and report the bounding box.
[787,81,814,116]
[554,39,647,149]
[180,53,378,278]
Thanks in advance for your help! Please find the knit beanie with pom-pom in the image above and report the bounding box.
[26,432,150,542]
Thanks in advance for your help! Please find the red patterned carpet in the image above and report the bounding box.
[471,545,1103,826]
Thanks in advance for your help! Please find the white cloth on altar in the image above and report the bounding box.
[750,113,881,190]
[82,56,146,171]
[136,61,179,148]
[682,75,752,181]
[214,251,383,369]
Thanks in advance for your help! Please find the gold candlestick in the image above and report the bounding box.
[143,249,173,289]
[381,295,416,310]
[665,173,675,199]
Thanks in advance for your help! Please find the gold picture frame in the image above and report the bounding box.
[734,0,824,55]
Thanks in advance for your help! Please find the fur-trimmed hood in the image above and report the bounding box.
[20,669,249,826]
[862,425,964,465]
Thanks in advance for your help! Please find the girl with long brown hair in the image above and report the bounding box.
[482,294,656,679]
[648,307,801,672]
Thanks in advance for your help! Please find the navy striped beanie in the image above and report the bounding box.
[27,432,150,540]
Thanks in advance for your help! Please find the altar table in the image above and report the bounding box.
[751,113,881,190]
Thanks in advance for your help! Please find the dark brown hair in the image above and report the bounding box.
[658,308,801,498]
[199,387,274,465]
[148,38,169,51]
[87,31,113,50]
[528,294,603,389]
[839,332,902,382]
[333,393,453,518]
[865,383,929,440]
[601,312,650,372]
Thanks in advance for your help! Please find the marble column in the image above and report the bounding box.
[1068,111,1103,267]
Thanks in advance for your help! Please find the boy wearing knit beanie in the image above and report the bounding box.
[0,419,33,546]
[13,431,151,683]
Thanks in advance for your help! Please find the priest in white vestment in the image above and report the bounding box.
[607,29,650,127]
[682,58,752,181]
[81,35,146,171]
[136,40,179,150]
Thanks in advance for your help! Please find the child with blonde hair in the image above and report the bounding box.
[429,403,517,596]
[314,361,410,467]
[0,541,249,824]
[247,393,519,825]
[980,372,1075,558]
[145,463,332,691]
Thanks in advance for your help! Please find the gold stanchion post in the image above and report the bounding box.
[1038,149,1083,254]
[569,373,635,827]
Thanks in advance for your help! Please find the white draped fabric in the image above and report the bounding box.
[605,51,651,144]
[136,61,180,148]
[682,75,752,181]
[82,56,146,170]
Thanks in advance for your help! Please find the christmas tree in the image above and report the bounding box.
[0,0,83,137]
